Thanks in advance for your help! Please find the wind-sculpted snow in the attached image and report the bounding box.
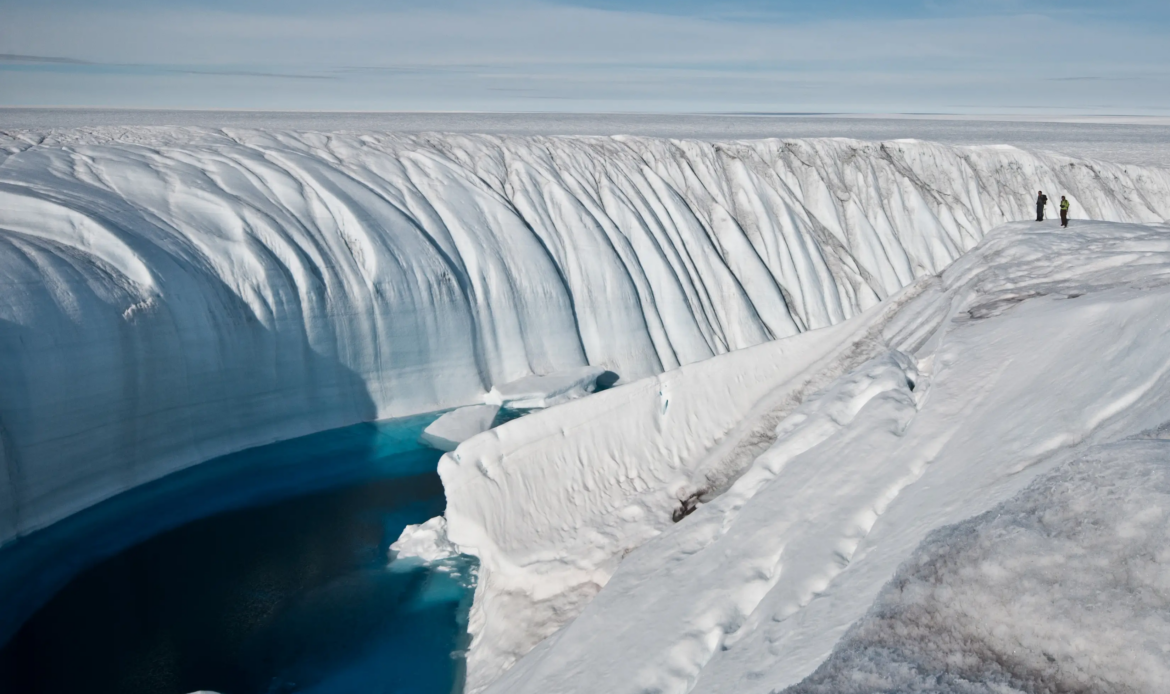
[2,128,1170,545]
[434,220,1170,693]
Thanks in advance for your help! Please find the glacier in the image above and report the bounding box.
[3,127,1170,548]
[433,219,1170,694]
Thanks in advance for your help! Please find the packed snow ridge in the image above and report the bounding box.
[2,127,1170,545]
[416,219,1170,694]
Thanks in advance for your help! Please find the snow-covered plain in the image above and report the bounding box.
[6,111,1170,168]
[425,219,1170,694]
[4,128,1170,547]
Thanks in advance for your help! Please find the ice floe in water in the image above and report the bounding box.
[484,366,608,409]
[420,405,502,452]
[392,516,461,565]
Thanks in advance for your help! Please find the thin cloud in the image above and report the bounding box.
[2,1,1169,112]
[174,68,334,80]
[0,53,92,65]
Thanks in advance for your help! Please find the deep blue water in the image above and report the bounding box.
[0,414,475,694]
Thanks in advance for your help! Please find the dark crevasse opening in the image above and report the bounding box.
[0,413,476,694]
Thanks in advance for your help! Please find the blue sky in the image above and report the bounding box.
[2,0,1169,113]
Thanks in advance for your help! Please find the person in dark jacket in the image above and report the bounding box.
[1060,196,1070,227]
[1036,191,1048,221]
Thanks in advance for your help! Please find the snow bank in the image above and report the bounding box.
[436,220,1170,693]
[438,296,921,689]
[419,405,501,452]
[788,439,1170,694]
[483,366,606,409]
[3,127,1170,544]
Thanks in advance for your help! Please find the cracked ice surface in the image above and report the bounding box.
[2,128,1169,546]
[437,220,1170,694]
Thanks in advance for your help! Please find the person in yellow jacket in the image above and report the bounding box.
[1060,196,1070,228]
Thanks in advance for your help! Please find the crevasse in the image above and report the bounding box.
[1,128,1168,544]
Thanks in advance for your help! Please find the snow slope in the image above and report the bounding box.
[432,219,1170,693]
[3,127,1170,545]
[788,438,1170,694]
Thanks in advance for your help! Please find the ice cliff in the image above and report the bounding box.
[2,127,1170,546]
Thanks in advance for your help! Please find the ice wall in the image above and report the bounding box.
[2,127,1170,544]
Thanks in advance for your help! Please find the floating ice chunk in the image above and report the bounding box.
[391,516,459,563]
[484,366,609,409]
[419,405,501,452]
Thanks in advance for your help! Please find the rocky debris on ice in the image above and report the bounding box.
[431,220,1170,694]
[390,516,460,564]
[5,128,1170,546]
[419,405,502,452]
[483,367,609,410]
[788,439,1170,694]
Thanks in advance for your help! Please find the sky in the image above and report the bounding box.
[2,0,1169,114]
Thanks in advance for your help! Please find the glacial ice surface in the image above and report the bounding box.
[787,439,1170,694]
[2,127,1170,548]
[6,112,1170,168]
[432,220,1170,694]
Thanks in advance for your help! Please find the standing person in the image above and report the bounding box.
[1036,190,1048,221]
[1060,196,1070,228]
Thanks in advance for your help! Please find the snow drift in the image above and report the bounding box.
[432,220,1170,693]
[2,127,1170,545]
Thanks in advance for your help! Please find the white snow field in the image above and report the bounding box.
[788,438,1170,694]
[425,219,1170,694]
[6,111,1170,168]
[3,128,1170,547]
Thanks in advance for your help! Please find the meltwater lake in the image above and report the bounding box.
[0,414,475,694]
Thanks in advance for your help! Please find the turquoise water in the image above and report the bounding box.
[0,414,475,694]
